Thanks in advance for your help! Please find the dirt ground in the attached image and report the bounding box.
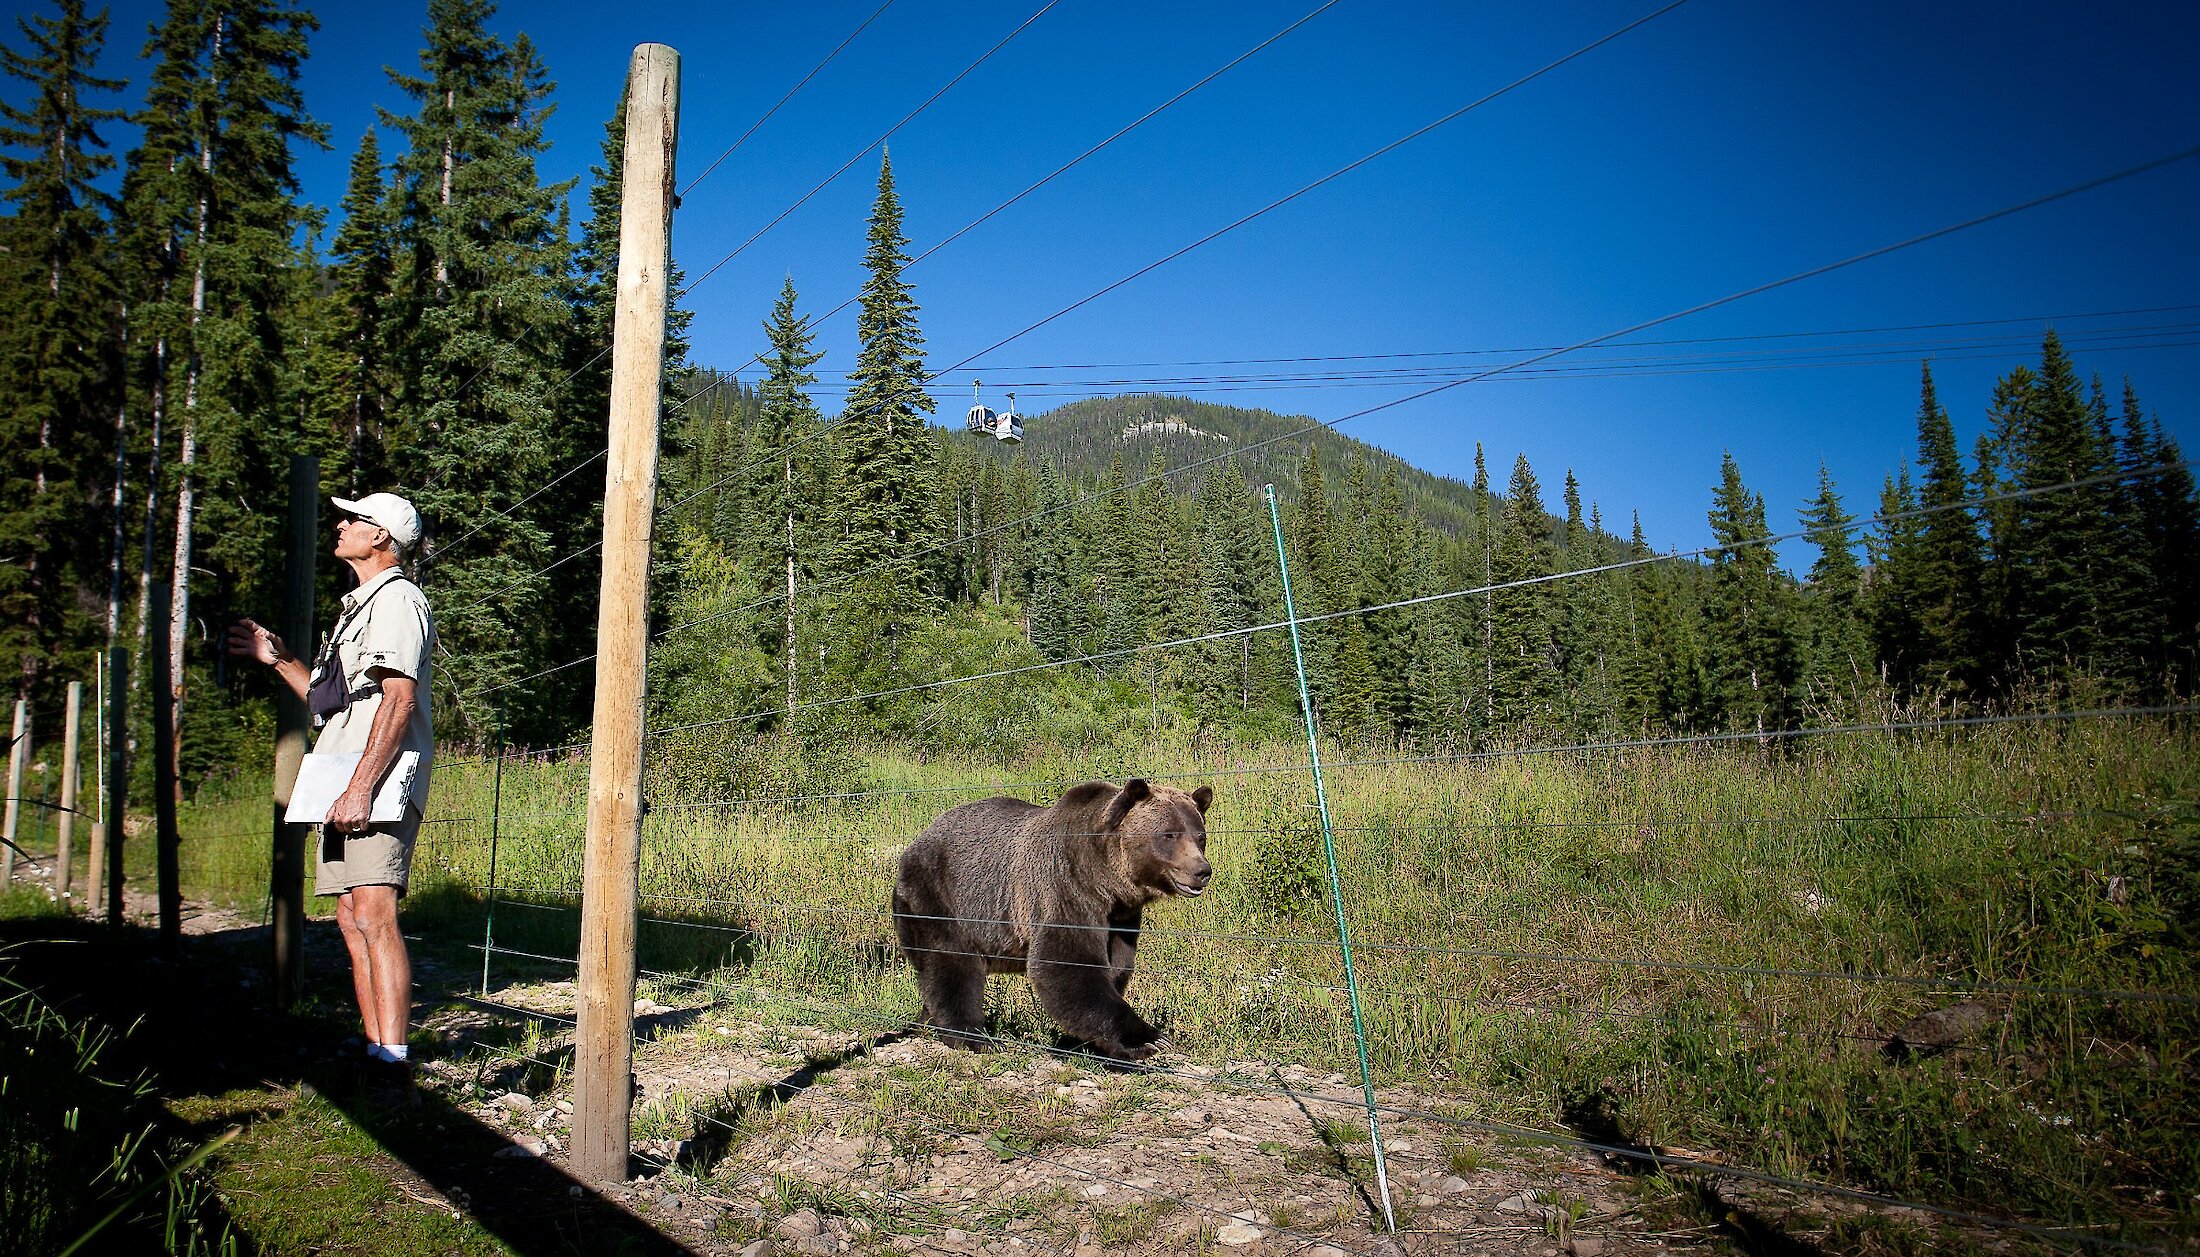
[2,866,1914,1255]
[424,974,1703,1256]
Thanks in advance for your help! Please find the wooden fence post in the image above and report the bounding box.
[572,41,680,1188]
[57,681,82,899]
[149,581,181,951]
[105,646,127,926]
[270,455,317,1008]
[2,698,24,886]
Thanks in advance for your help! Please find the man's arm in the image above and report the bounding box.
[225,618,311,704]
[325,671,416,834]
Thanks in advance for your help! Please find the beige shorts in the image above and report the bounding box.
[315,812,422,897]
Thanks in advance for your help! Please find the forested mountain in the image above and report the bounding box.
[975,394,1518,545]
[658,337,2197,757]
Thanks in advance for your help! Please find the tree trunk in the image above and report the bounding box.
[135,334,169,686]
[165,15,222,748]
[106,307,130,644]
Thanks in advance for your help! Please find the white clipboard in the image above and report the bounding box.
[285,751,423,825]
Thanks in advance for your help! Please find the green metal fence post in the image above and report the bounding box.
[1263,483,1397,1234]
[481,708,506,997]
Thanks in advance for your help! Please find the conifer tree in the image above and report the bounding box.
[384,6,574,733]
[1488,453,1556,731]
[2117,386,2200,684]
[753,277,824,711]
[323,128,393,492]
[1554,471,1619,734]
[2006,331,2115,676]
[1702,453,1797,732]
[120,0,321,737]
[1025,461,1076,662]
[1866,465,1924,689]
[1909,362,1985,693]
[0,0,124,696]
[1798,464,1867,695]
[1970,366,2034,682]
[1287,445,1341,717]
[838,150,935,584]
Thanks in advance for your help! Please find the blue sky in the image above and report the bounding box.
[56,0,2200,567]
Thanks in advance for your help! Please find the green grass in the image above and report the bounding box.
[174,714,2200,1245]
[167,1088,513,1256]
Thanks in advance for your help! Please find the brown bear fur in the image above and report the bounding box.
[891,779,1213,1061]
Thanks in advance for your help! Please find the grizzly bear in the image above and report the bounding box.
[892,778,1214,1061]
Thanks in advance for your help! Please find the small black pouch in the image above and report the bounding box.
[308,663,350,720]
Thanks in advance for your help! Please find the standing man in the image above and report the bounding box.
[228,492,435,1087]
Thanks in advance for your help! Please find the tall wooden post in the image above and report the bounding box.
[105,647,128,926]
[56,682,83,899]
[270,456,317,1007]
[2,698,24,885]
[572,41,679,1188]
[149,581,182,951]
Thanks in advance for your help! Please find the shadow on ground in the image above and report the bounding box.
[0,910,697,1257]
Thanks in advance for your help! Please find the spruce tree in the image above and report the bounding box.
[1909,362,1985,693]
[1702,453,1797,732]
[1970,366,2034,683]
[0,0,124,696]
[1488,453,1556,732]
[2006,331,2115,677]
[838,150,935,584]
[323,128,394,493]
[384,7,574,734]
[1798,464,1867,696]
[1866,465,1923,689]
[118,0,322,738]
[754,277,824,712]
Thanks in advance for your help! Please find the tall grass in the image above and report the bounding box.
[177,715,2200,1241]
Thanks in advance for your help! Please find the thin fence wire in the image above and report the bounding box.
[676,0,899,199]
[677,0,1064,298]
[451,881,2200,1008]
[455,900,1970,1054]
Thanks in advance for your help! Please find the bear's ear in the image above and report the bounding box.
[1191,786,1213,814]
[1101,778,1152,831]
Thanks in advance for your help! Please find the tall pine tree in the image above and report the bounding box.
[0,0,124,697]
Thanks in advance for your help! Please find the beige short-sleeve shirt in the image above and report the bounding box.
[311,567,436,809]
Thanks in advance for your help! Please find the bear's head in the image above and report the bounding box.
[1100,778,1214,903]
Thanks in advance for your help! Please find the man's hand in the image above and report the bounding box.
[327,780,375,834]
[226,618,291,665]
[229,618,311,705]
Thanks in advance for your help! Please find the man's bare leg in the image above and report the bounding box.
[335,890,383,1044]
[349,884,412,1051]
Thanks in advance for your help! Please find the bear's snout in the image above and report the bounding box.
[1171,856,1213,897]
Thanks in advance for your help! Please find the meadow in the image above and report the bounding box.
[173,711,2200,1248]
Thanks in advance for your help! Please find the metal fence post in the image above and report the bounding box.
[1264,483,1397,1234]
[271,455,318,1008]
[105,646,128,926]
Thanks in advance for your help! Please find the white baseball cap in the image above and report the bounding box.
[332,492,424,552]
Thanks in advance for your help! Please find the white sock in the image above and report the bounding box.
[384,1043,409,1062]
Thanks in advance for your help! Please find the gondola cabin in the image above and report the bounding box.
[966,382,1023,444]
